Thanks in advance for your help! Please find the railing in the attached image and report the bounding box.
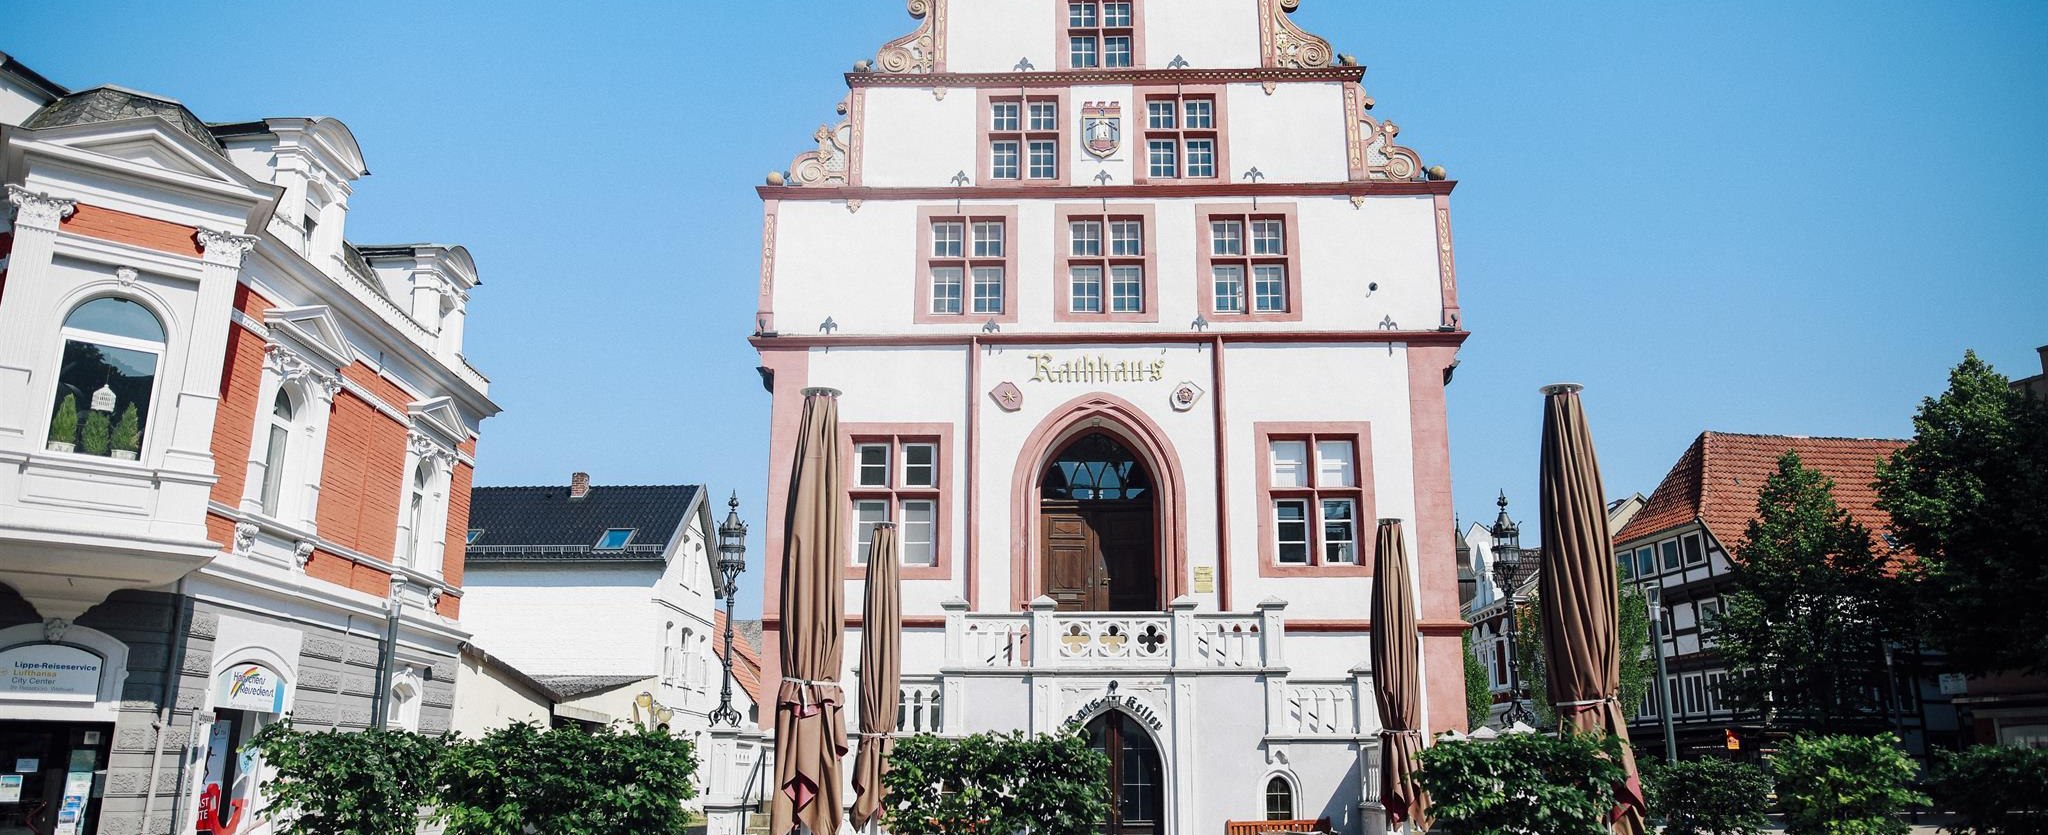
[1226,818,1332,835]
[944,597,1288,670]
[1358,745,1383,808]
[1285,682,1357,735]
[898,679,944,734]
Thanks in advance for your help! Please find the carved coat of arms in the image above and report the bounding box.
[1082,102,1122,159]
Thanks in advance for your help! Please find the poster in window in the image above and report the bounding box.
[0,774,21,803]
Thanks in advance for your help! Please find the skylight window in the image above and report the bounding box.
[595,528,636,550]
[466,529,483,546]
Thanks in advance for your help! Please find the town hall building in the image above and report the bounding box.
[748,3,1469,833]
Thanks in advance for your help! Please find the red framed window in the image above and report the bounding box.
[916,207,1018,324]
[984,94,1062,183]
[1055,205,1157,322]
[1198,204,1302,322]
[1257,422,1373,577]
[1065,1,1137,69]
[1141,91,1223,181]
[841,423,956,580]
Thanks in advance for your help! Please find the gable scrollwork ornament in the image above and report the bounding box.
[1356,113,1424,181]
[789,97,855,188]
[876,0,947,75]
[1260,0,1333,70]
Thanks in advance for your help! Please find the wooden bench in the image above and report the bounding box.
[1225,818,1332,835]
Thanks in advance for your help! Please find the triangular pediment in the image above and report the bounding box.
[407,396,467,446]
[35,119,265,191]
[266,305,354,367]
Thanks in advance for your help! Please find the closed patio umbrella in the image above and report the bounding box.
[1535,383,1648,833]
[850,522,901,830]
[771,387,849,835]
[1370,518,1429,829]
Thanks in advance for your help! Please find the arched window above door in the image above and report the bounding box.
[1042,433,1150,502]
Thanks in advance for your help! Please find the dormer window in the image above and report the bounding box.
[596,528,636,550]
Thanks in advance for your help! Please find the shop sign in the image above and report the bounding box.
[1065,684,1164,732]
[0,643,103,701]
[1939,673,1968,696]
[213,663,288,713]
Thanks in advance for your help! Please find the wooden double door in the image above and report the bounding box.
[1042,502,1157,612]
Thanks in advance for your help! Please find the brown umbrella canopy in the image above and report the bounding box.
[850,523,902,830]
[772,388,849,835]
[1369,519,1429,828]
[1535,384,1648,834]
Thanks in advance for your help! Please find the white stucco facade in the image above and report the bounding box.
[749,3,1470,834]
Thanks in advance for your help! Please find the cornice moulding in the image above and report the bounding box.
[848,65,1364,89]
[759,179,1454,201]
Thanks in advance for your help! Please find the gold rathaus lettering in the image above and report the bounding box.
[1027,353,1166,385]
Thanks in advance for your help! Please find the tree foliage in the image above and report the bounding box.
[1715,453,1909,733]
[439,722,698,835]
[1464,630,1493,730]
[881,730,1109,835]
[1414,732,1627,835]
[1926,744,2048,835]
[1510,578,1655,730]
[1772,733,1927,835]
[1877,351,2048,675]
[247,721,444,835]
[1644,758,1772,835]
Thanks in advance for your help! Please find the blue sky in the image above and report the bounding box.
[13,1,2045,618]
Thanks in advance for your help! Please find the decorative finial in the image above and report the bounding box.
[1167,55,1191,70]
[1014,57,1036,72]
[766,171,786,186]
[982,319,1001,334]
[1242,167,1266,183]
[1190,315,1209,332]
[819,317,839,334]
[950,170,971,187]
[1093,170,1114,186]
[853,59,874,73]
[1427,166,1447,181]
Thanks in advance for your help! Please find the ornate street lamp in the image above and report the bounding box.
[1490,491,1536,728]
[709,492,749,728]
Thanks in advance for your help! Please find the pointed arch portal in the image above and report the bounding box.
[1010,393,1189,611]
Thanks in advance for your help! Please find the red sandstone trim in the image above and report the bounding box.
[1210,335,1233,610]
[758,347,811,622]
[841,422,957,581]
[1051,203,1159,323]
[1253,422,1375,578]
[759,180,1456,202]
[965,338,983,608]
[1433,193,1462,330]
[757,200,779,334]
[1196,202,1304,323]
[914,205,1021,325]
[1406,344,1466,733]
[846,66,1364,89]
[848,89,868,188]
[752,330,1470,349]
[1008,392,1189,610]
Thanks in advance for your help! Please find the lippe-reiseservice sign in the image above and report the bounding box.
[1,644,103,701]
[214,663,288,713]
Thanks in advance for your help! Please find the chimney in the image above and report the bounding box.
[2038,345,2047,375]
[569,472,590,500]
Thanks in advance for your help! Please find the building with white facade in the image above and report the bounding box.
[748,3,1468,832]
[461,476,758,741]
[1,52,495,835]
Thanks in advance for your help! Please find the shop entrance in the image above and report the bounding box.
[1084,712,1163,835]
[1040,433,1159,612]
[0,722,110,835]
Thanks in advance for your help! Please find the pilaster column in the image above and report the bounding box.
[941,597,967,666]
[0,186,77,443]
[1258,596,1289,736]
[164,229,255,473]
[1168,594,1197,668]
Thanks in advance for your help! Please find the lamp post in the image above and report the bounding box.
[1490,492,1535,728]
[1646,585,1678,763]
[709,492,749,728]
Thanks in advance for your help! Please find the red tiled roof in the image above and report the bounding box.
[1614,432,1909,559]
[713,609,765,723]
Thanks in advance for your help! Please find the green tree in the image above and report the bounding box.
[440,722,698,835]
[1773,733,1927,835]
[1714,453,1907,733]
[81,409,111,455]
[48,394,78,447]
[1511,578,1655,730]
[1415,732,1627,835]
[882,730,1109,835]
[1877,351,2048,675]
[247,721,445,835]
[1464,630,1492,730]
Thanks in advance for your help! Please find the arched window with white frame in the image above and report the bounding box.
[47,297,166,460]
[399,462,431,568]
[1264,774,1297,821]
[256,390,298,517]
